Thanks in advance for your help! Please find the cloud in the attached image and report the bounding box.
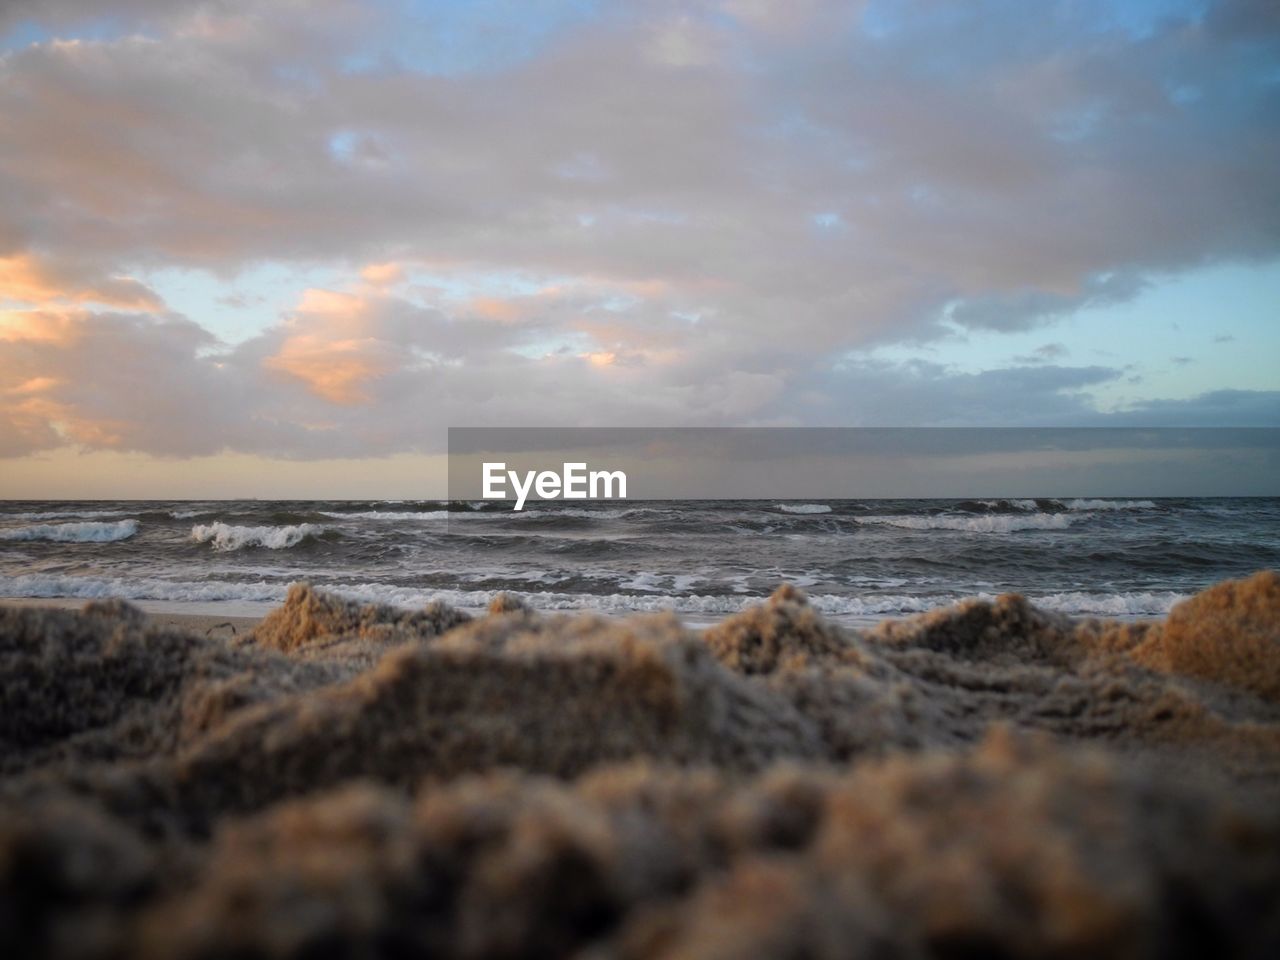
[949,274,1148,333]
[359,261,405,287]
[0,306,238,456]
[0,253,163,310]
[0,0,1276,461]
[0,0,176,32]
[1013,343,1068,364]
[1112,389,1280,427]
[2,286,1275,462]
[2,2,1274,326]
[801,358,1124,427]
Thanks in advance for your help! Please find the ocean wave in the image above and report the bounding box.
[1021,590,1185,617]
[2,509,135,521]
[9,577,892,619]
[856,513,1073,533]
[970,498,1040,512]
[318,511,450,521]
[290,581,951,619]
[190,522,327,551]
[1064,499,1157,512]
[616,571,705,593]
[0,574,284,602]
[776,503,832,514]
[0,519,139,543]
[0,572,1187,622]
[527,506,639,520]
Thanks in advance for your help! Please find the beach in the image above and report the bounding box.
[0,597,265,639]
[4,0,1277,954]
[3,572,1279,958]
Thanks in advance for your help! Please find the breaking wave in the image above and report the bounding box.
[1025,590,1186,617]
[969,498,1040,512]
[0,519,139,543]
[0,574,283,603]
[190,522,327,551]
[0,572,1181,622]
[4,509,135,521]
[318,511,451,521]
[1065,498,1157,511]
[776,503,832,514]
[857,513,1074,533]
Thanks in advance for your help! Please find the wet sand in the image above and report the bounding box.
[2,573,1279,958]
[0,597,263,639]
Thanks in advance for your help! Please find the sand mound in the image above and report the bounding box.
[2,572,1279,958]
[4,734,1277,960]
[608,731,1280,960]
[166,610,823,821]
[704,583,869,674]
[866,591,1081,667]
[251,582,472,653]
[0,600,348,777]
[699,582,1280,770]
[1124,571,1280,702]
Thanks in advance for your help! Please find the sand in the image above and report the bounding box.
[0,597,263,640]
[2,573,1279,958]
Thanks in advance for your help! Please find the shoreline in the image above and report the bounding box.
[0,597,270,638]
[0,592,1161,636]
[0,596,734,633]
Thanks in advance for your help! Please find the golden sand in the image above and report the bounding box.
[2,573,1279,958]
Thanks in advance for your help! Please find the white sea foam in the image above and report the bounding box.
[190,522,326,551]
[0,574,895,619]
[618,571,666,592]
[1021,590,1185,617]
[1064,498,1157,511]
[857,513,1073,533]
[0,519,139,543]
[3,509,134,521]
[978,499,1039,511]
[319,511,450,521]
[776,503,832,514]
[514,506,635,520]
[0,572,1185,622]
[0,574,284,602]
[616,571,705,593]
[297,582,945,619]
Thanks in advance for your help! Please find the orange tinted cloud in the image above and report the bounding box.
[0,308,84,345]
[263,287,400,404]
[2,392,128,448]
[3,376,61,396]
[264,334,395,404]
[0,253,162,311]
[468,296,525,322]
[360,262,405,287]
[295,288,365,316]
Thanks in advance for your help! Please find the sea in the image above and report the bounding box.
[1,497,1278,625]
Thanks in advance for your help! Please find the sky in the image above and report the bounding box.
[0,0,1277,497]
[446,428,1280,499]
